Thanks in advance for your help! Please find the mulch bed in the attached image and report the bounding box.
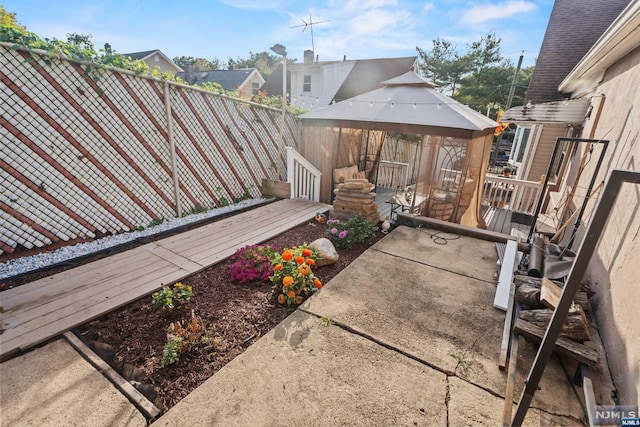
[72,219,386,413]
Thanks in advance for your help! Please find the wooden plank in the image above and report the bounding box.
[502,304,521,426]
[1,267,189,358]
[541,277,562,309]
[0,248,158,306]
[1,262,182,339]
[140,243,204,273]
[498,278,516,369]
[514,275,591,311]
[164,199,325,254]
[513,318,599,366]
[1,250,160,312]
[63,332,162,419]
[494,240,518,310]
[519,307,591,342]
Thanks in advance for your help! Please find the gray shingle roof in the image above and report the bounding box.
[176,69,256,91]
[525,0,630,104]
[124,50,159,60]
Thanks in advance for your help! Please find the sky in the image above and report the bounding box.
[3,0,554,68]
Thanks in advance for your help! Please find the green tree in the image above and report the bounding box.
[417,32,503,96]
[227,51,284,78]
[456,64,534,117]
[0,5,26,31]
[173,55,222,71]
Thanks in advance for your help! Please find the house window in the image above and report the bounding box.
[510,125,532,167]
[303,75,311,92]
[252,82,260,95]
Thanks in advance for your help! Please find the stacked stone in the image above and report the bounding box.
[330,179,380,224]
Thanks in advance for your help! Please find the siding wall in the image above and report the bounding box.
[558,46,640,405]
[0,44,299,255]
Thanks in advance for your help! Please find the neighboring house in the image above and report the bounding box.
[510,0,640,407]
[124,49,183,74]
[261,50,417,111]
[502,0,630,184]
[176,67,265,100]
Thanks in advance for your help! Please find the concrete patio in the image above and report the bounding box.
[2,225,607,426]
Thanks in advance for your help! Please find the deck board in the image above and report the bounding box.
[0,199,330,359]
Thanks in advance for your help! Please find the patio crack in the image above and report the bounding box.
[299,308,456,376]
[371,247,496,285]
[445,376,451,427]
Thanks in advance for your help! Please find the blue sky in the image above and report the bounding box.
[3,1,553,67]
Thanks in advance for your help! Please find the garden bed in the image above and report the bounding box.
[73,219,386,413]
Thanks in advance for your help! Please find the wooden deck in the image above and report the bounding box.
[0,199,329,360]
[482,206,533,235]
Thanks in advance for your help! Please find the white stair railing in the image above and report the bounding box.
[286,147,322,202]
[482,175,542,214]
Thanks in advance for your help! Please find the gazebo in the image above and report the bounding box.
[299,70,498,228]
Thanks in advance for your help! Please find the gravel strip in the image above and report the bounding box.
[0,199,268,280]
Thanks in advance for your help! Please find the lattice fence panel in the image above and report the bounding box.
[0,44,301,255]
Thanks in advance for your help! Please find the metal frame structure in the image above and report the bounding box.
[528,137,609,243]
[511,169,640,425]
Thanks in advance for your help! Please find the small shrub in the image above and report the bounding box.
[152,282,193,309]
[228,244,279,284]
[326,214,377,249]
[162,310,208,366]
[270,245,322,306]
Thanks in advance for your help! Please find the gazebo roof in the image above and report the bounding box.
[300,70,498,139]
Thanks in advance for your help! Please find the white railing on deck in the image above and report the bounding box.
[376,160,409,189]
[482,175,542,214]
[286,147,322,202]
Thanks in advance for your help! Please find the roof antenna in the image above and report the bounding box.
[290,13,329,55]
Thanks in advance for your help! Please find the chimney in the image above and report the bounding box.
[304,50,314,64]
[343,54,346,62]
[184,64,196,85]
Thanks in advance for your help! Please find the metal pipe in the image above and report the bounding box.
[511,169,640,425]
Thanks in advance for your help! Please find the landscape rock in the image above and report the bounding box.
[308,238,339,266]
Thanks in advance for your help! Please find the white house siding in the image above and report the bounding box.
[560,45,640,406]
[290,62,355,111]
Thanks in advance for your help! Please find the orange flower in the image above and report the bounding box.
[314,279,322,289]
[278,294,286,304]
[274,264,283,271]
[298,264,311,275]
[282,250,293,261]
[295,296,303,304]
[295,256,305,264]
[287,290,296,299]
[302,248,312,257]
[283,276,293,287]
[306,258,315,266]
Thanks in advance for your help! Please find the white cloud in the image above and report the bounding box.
[422,2,435,14]
[460,1,537,25]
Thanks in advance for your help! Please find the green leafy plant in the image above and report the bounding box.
[270,245,322,305]
[320,316,334,327]
[228,244,279,284]
[325,215,378,249]
[152,282,193,309]
[162,310,208,366]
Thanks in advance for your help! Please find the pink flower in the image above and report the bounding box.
[330,228,338,234]
[339,230,348,239]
